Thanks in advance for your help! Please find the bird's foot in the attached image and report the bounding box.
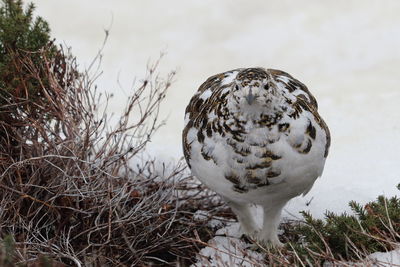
[240,226,260,241]
[240,230,282,251]
[259,237,283,249]
[244,235,283,251]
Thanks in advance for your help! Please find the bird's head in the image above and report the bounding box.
[228,68,285,116]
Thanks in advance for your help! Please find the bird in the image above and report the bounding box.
[182,67,330,246]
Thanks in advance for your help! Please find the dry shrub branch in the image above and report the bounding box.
[0,44,224,266]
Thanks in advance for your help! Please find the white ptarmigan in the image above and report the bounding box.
[182,68,330,246]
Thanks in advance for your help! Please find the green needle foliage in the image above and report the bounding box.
[0,235,15,267]
[284,185,400,264]
[0,0,54,99]
[0,0,77,160]
[0,0,53,153]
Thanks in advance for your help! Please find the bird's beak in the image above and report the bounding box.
[246,88,256,105]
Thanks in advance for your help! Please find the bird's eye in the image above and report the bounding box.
[263,84,269,90]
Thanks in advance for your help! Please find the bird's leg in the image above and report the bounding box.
[226,200,259,237]
[259,201,287,247]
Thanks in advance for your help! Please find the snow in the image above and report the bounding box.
[192,223,265,267]
[322,248,400,266]
[368,249,400,266]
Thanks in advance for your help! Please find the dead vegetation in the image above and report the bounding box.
[0,42,231,266]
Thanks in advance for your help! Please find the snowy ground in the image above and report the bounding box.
[34,0,400,265]
[192,212,400,266]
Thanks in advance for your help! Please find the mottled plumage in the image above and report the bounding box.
[182,67,330,245]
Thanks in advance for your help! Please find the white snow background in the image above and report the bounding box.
[35,0,400,265]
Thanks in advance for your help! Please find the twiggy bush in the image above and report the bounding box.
[0,44,226,266]
[0,1,227,265]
